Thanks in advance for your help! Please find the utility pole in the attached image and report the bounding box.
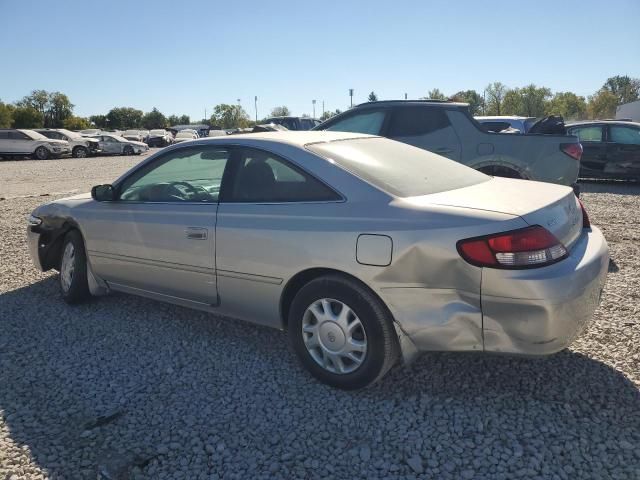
[204,108,207,122]
[349,89,354,108]
[404,93,408,100]
[322,100,325,118]
[254,96,258,122]
[312,99,316,118]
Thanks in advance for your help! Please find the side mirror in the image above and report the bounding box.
[91,184,115,202]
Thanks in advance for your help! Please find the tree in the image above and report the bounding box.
[500,85,551,117]
[450,90,484,115]
[16,89,49,118]
[141,108,167,129]
[545,92,587,120]
[89,114,108,128]
[48,92,74,127]
[12,107,44,128]
[179,114,190,124]
[602,75,640,105]
[588,89,618,119]
[270,106,291,117]
[210,104,250,129]
[368,91,378,102]
[485,82,508,115]
[63,116,90,130]
[0,101,14,128]
[501,89,522,115]
[167,115,180,126]
[423,88,446,100]
[106,107,143,129]
[319,109,341,121]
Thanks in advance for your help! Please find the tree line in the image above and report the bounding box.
[1,75,637,131]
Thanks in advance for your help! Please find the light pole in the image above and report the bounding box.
[349,89,354,108]
[312,99,316,118]
[404,93,408,100]
[322,100,325,118]
[254,96,258,122]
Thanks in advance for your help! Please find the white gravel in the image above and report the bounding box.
[0,156,638,479]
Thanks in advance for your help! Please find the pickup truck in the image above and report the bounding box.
[314,100,582,191]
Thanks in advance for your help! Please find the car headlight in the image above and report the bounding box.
[27,214,42,226]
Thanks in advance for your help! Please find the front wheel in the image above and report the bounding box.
[34,146,50,160]
[288,275,399,390]
[123,145,134,156]
[73,146,88,158]
[59,230,91,304]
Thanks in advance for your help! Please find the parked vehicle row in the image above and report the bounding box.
[35,129,100,158]
[0,128,71,160]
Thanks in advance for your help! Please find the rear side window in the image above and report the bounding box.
[307,137,489,198]
[570,126,603,142]
[9,131,29,140]
[610,126,640,145]
[325,110,386,135]
[388,107,451,137]
[227,147,340,203]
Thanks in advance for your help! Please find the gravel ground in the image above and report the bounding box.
[0,156,638,479]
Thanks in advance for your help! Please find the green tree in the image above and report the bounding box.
[106,107,143,129]
[501,89,522,115]
[12,107,44,128]
[211,104,250,129]
[89,114,108,128]
[500,85,551,117]
[179,114,190,124]
[141,108,167,129]
[48,92,74,127]
[450,90,484,115]
[368,91,378,102]
[270,106,291,117]
[423,88,446,100]
[16,89,49,118]
[0,101,14,128]
[63,116,90,130]
[587,89,618,119]
[485,82,508,115]
[319,109,341,121]
[602,75,640,105]
[167,115,180,125]
[545,92,587,120]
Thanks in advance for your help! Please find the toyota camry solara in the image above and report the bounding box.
[27,131,609,389]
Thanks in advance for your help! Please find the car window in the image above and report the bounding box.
[9,131,29,140]
[481,121,512,133]
[610,126,640,145]
[388,107,451,137]
[227,147,340,203]
[119,147,230,203]
[325,110,386,135]
[307,137,489,198]
[570,126,603,142]
[280,118,297,130]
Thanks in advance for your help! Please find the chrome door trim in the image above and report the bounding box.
[88,251,214,275]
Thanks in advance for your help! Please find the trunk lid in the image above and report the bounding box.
[408,177,583,249]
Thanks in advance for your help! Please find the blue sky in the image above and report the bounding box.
[2,0,639,121]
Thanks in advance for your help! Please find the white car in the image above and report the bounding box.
[146,129,174,147]
[0,128,70,160]
[35,129,101,158]
[90,134,149,156]
[173,130,199,143]
[123,130,146,142]
[79,128,101,137]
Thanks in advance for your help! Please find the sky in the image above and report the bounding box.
[2,0,639,121]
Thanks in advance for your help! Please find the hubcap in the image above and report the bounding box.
[36,147,47,159]
[77,148,87,158]
[302,298,367,374]
[60,242,75,292]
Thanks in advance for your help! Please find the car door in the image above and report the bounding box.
[214,146,343,328]
[100,136,120,154]
[567,125,606,177]
[9,130,34,154]
[82,145,231,306]
[0,130,11,153]
[606,124,640,178]
[386,106,462,161]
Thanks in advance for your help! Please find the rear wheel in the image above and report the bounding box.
[34,146,50,160]
[288,275,399,389]
[123,145,134,156]
[59,230,91,304]
[478,165,523,179]
[73,146,88,158]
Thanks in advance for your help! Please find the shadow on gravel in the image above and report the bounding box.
[1,277,639,479]
[579,179,640,195]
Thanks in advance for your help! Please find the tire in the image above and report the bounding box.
[59,230,91,304]
[478,165,523,179]
[73,146,88,158]
[34,146,50,160]
[123,146,134,156]
[288,275,399,390]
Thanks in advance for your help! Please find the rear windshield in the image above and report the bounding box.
[307,137,489,197]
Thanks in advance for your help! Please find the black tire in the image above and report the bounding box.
[288,275,399,390]
[34,146,50,160]
[59,230,91,304]
[73,146,88,158]
[478,165,523,179]
[123,145,134,156]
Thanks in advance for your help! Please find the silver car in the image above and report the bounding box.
[91,134,149,155]
[26,132,609,389]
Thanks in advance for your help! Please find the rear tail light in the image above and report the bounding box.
[561,142,583,161]
[578,198,590,228]
[457,226,568,269]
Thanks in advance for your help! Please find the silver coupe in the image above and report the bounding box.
[26,132,609,389]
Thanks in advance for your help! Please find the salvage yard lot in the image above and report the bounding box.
[0,155,639,479]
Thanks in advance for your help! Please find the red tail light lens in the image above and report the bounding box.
[578,198,590,228]
[457,226,568,269]
[561,142,583,161]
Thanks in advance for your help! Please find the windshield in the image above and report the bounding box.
[57,129,81,139]
[307,137,489,197]
[23,130,49,140]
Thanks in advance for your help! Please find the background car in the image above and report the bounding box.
[314,100,581,190]
[79,128,101,137]
[123,130,147,143]
[263,116,320,130]
[90,133,148,155]
[35,129,101,158]
[146,129,174,147]
[26,131,607,389]
[173,130,198,143]
[475,116,537,133]
[567,120,640,180]
[0,128,70,160]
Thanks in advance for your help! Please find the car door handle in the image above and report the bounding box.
[185,227,208,240]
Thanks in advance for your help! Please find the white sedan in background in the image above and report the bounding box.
[90,134,148,155]
[173,130,199,143]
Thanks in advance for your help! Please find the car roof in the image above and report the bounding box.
[354,100,468,109]
[566,120,640,127]
[174,131,375,147]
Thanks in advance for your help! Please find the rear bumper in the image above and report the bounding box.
[481,226,609,355]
